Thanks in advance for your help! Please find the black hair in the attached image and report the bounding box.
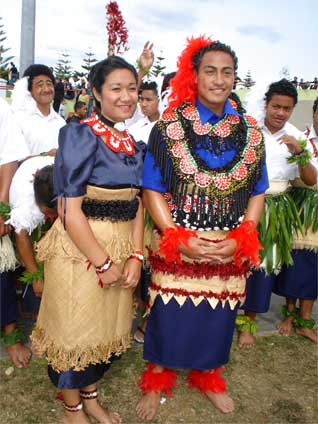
[192,41,238,73]
[264,78,298,106]
[161,72,176,97]
[229,91,246,114]
[74,101,87,112]
[89,56,138,94]
[34,165,56,211]
[313,97,318,114]
[23,64,55,91]
[140,81,158,96]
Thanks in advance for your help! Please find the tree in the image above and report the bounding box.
[0,17,14,79]
[106,1,129,56]
[243,70,255,88]
[81,48,98,75]
[55,52,72,79]
[151,51,166,77]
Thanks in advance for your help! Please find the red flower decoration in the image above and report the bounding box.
[194,172,212,188]
[246,115,258,126]
[106,1,129,55]
[244,147,256,164]
[171,141,187,158]
[166,122,184,140]
[162,109,177,122]
[182,104,197,120]
[213,121,231,138]
[193,119,211,135]
[180,155,196,175]
[232,164,248,181]
[227,114,240,124]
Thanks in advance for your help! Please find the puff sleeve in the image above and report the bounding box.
[54,123,98,197]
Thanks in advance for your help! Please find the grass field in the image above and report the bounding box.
[1,333,317,424]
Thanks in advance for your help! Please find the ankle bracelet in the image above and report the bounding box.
[63,401,83,412]
[80,389,98,400]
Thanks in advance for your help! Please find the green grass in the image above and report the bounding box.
[1,333,317,424]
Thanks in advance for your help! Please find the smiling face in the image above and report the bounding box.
[265,94,295,134]
[195,50,235,115]
[93,68,138,122]
[30,74,55,108]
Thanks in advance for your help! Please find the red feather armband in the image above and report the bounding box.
[158,226,197,264]
[225,220,263,268]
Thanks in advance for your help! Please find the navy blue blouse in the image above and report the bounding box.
[54,122,145,197]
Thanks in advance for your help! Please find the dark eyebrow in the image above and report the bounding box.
[203,65,234,71]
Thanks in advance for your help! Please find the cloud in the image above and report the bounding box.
[236,25,283,43]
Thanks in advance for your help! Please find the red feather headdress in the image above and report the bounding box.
[168,35,214,110]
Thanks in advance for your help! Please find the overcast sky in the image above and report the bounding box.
[1,0,317,83]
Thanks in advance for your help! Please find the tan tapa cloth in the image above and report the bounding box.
[31,186,138,372]
[148,229,248,311]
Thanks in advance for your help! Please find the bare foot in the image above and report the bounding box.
[206,391,235,414]
[5,343,32,368]
[238,331,255,348]
[62,410,91,424]
[295,327,318,343]
[276,317,294,337]
[83,400,121,424]
[136,391,161,421]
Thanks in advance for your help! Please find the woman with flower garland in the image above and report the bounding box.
[136,36,268,420]
[31,55,148,424]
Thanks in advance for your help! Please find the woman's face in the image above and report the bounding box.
[94,68,138,122]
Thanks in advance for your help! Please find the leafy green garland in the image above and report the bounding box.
[235,315,258,334]
[19,261,44,285]
[289,187,318,234]
[0,328,24,347]
[287,139,313,168]
[258,192,303,273]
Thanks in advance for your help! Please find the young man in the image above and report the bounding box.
[239,80,317,348]
[10,65,65,316]
[273,97,318,343]
[136,36,268,420]
[66,101,88,124]
[129,81,160,144]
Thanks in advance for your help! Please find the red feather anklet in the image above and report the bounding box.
[186,368,226,394]
[225,220,263,268]
[138,363,178,397]
[159,226,197,264]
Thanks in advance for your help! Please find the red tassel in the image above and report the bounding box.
[187,368,226,394]
[225,220,263,268]
[159,226,197,264]
[138,363,177,397]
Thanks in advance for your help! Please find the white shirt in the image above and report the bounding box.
[0,98,29,165]
[305,125,318,143]
[14,106,65,155]
[261,121,310,181]
[129,116,157,144]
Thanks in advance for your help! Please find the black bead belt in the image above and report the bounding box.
[82,197,139,222]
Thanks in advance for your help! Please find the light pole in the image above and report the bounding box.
[19,0,36,76]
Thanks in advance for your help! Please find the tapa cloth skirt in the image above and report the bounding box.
[31,186,138,372]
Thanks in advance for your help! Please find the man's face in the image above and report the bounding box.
[139,89,159,121]
[265,94,295,133]
[313,108,318,135]
[77,105,88,119]
[30,74,55,107]
[196,50,235,115]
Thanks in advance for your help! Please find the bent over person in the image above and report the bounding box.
[136,36,269,420]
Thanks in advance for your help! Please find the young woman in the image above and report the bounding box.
[31,56,145,424]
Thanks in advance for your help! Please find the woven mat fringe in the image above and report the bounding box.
[31,326,132,372]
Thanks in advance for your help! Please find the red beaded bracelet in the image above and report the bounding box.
[95,257,113,273]
[129,250,144,263]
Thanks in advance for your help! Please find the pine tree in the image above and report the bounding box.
[243,70,255,88]
[0,17,14,79]
[55,52,72,79]
[81,48,98,75]
[151,51,166,77]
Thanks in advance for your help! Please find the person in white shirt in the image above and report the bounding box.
[11,64,65,156]
[9,65,65,318]
[0,98,31,369]
[238,79,317,348]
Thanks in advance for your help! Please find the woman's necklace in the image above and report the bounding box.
[83,116,135,156]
